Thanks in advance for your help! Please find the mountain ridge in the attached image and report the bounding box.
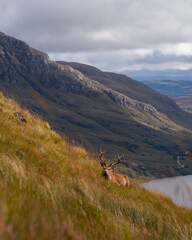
[0,32,160,116]
[58,61,192,130]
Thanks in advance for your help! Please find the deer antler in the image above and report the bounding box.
[109,154,124,169]
[99,151,107,168]
[117,154,124,163]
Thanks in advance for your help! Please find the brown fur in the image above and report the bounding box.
[100,152,129,186]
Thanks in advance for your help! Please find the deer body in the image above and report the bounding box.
[100,152,129,186]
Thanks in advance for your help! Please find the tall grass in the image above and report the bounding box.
[0,92,192,240]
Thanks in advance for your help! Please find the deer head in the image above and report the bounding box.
[99,151,124,174]
[99,151,129,186]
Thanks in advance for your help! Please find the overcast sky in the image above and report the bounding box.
[1,0,192,77]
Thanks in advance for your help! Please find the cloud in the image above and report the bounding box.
[49,50,192,73]
[1,0,192,73]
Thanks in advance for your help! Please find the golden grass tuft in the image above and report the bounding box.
[0,92,192,240]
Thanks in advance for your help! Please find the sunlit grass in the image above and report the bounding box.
[0,92,192,240]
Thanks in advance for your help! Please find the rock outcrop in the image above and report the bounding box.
[0,32,60,86]
[105,89,157,114]
[0,32,159,114]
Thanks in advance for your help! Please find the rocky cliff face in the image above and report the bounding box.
[0,32,100,95]
[104,89,157,114]
[0,33,56,84]
[0,32,160,115]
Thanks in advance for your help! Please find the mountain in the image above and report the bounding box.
[1,92,192,240]
[1,32,192,177]
[57,62,192,129]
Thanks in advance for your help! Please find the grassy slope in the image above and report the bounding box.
[0,92,192,240]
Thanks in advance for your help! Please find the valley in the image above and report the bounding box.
[1,32,192,177]
[143,80,192,98]
[1,1,192,239]
[173,96,192,113]
[144,80,192,114]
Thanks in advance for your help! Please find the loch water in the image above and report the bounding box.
[142,175,192,208]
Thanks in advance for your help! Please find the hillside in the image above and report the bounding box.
[0,92,192,240]
[57,62,192,129]
[1,32,192,177]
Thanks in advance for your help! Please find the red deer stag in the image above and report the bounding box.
[99,151,129,186]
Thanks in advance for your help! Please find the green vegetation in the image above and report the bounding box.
[0,92,192,240]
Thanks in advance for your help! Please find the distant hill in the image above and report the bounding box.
[144,80,192,98]
[122,69,192,81]
[144,79,192,114]
[1,32,192,177]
